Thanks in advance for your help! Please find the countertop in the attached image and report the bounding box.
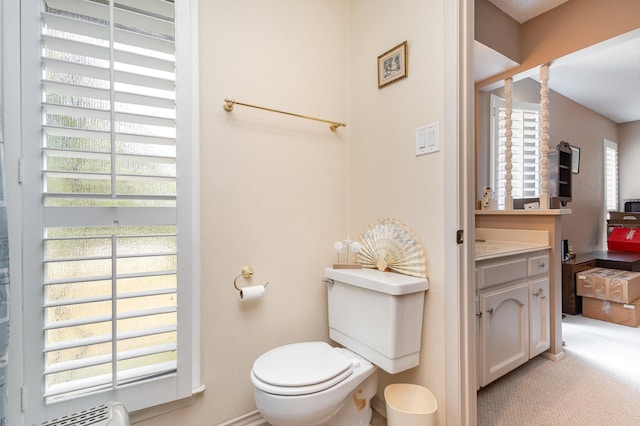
[476,209,572,216]
[476,228,550,261]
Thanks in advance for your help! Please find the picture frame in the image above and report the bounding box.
[571,146,580,174]
[377,41,408,88]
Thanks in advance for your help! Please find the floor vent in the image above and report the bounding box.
[36,402,130,426]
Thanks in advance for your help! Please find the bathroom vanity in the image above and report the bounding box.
[475,228,551,387]
[476,209,570,362]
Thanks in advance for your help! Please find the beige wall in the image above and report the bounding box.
[348,0,447,424]
[139,1,349,424]
[477,0,640,89]
[550,91,617,253]
[137,1,450,425]
[477,78,618,254]
[619,121,640,206]
[474,0,520,63]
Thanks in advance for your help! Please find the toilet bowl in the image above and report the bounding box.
[251,268,429,425]
[250,341,377,426]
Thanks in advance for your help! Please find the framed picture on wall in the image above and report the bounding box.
[571,146,580,174]
[377,41,408,88]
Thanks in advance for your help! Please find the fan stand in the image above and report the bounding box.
[332,263,362,269]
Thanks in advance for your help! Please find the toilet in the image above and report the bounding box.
[251,267,429,426]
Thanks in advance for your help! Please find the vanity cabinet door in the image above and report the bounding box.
[529,276,550,358]
[479,282,529,387]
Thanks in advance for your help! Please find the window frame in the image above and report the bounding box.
[604,139,619,213]
[13,1,201,423]
[489,94,542,209]
[604,138,619,249]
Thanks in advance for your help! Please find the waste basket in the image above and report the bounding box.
[384,383,438,426]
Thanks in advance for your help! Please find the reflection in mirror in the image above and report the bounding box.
[476,29,640,254]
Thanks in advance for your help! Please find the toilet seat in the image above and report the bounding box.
[251,342,354,396]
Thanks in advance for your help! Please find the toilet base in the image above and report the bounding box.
[325,372,378,426]
[252,346,378,426]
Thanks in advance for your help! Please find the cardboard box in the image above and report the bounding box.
[582,296,640,327]
[576,267,640,304]
[608,227,640,253]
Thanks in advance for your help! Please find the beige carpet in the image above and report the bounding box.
[478,314,640,425]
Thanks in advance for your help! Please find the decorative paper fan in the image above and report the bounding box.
[356,217,426,278]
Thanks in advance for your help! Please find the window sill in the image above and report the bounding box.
[129,385,206,424]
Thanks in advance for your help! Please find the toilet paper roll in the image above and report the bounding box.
[240,285,266,301]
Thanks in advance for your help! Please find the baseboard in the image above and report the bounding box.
[371,395,387,418]
[216,398,387,426]
[543,349,565,362]
[217,410,268,426]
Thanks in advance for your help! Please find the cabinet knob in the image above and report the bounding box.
[538,262,545,268]
[476,311,483,318]
[486,308,494,315]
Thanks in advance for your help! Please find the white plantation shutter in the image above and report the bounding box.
[604,140,618,212]
[22,0,199,421]
[490,95,541,209]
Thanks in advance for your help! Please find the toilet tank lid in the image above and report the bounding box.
[325,267,428,295]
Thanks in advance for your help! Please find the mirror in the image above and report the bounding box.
[475,29,640,253]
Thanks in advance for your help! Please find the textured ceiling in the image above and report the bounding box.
[478,1,640,124]
[474,41,519,83]
[535,32,640,124]
[488,0,570,23]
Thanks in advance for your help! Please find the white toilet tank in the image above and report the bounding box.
[324,267,429,374]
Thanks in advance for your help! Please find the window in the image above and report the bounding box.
[604,139,619,212]
[490,94,541,209]
[20,0,200,422]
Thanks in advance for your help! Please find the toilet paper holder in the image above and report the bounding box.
[234,265,269,293]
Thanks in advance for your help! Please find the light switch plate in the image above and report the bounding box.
[416,122,440,156]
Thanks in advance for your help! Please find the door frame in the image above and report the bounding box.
[444,0,476,425]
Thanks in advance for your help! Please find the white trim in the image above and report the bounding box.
[603,139,618,249]
[4,0,26,423]
[216,410,268,426]
[17,0,201,422]
[22,0,48,422]
[128,386,205,424]
[177,0,203,395]
[212,394,389,426]
[43,206,176,227]
[603,139,618,211]
[444,0,474,425]
[370,395,387,418]
[212,402,389,426]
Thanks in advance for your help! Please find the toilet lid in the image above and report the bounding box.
[252,342,353,393]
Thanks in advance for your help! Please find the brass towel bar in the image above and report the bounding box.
[223,98,346,132]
